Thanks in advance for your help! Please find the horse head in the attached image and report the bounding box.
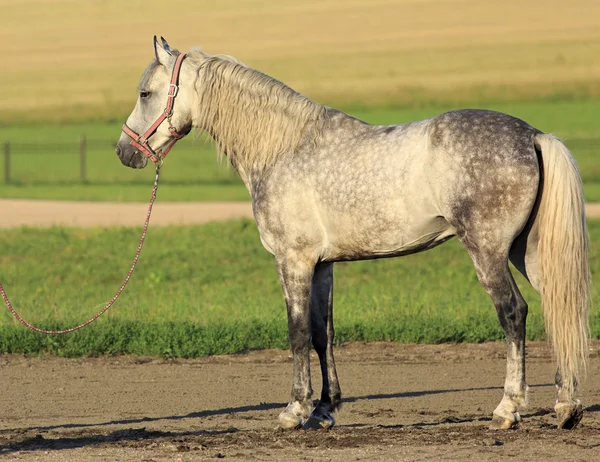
[116,36,193,168]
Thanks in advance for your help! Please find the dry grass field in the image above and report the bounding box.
[2,0,600,123]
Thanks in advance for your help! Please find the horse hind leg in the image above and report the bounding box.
[554,372,583,429]
[510,230,583,429]
[304,262,341,429]
[464,244,529,429]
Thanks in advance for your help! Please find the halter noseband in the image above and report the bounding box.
[121,53,188,163]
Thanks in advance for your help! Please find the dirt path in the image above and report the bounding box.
[0,341,599,461]
[0,200,254,228]
[0,200,599,229]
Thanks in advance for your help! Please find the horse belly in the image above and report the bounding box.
[323,213,455,262]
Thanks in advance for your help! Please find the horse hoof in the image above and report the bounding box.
[490,412,521,430]
[304,413,335,430]
[278,402,309,429]
[278,414,302,429]
[556,402,583,430]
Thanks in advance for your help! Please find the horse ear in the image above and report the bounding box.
[153,35,172,64]
[161,36,180,56]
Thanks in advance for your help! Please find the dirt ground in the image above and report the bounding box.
[1,200,600,228]
[0,200,254,228]
[0,341,599,461]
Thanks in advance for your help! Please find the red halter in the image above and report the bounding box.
[121,53,188,163]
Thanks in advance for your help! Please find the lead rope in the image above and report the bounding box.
[0,164,161,335]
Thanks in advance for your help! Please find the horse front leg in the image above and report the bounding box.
[276,253,316,429]
[305,262,341,429]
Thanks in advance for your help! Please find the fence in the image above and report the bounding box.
[0,136,599,185]
[0,137,240,186]
[3,137,91,184]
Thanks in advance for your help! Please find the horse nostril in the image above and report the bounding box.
[115,145,122,156]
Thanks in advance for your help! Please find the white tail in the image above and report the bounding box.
[534,134,590,396]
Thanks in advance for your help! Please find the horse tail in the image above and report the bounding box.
[534,133,590,395]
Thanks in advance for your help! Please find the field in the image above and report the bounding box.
[2,0,600,202]
[0,219,598,356]
[3,0,598,352]
[2,0,600,124]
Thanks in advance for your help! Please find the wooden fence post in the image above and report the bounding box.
[3,142,9,184]
[80,135,87,183]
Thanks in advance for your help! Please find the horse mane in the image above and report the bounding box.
[189,49,327,169]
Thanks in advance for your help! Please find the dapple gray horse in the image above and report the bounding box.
[116,37,590,431]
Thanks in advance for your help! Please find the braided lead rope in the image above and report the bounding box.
[0,165,161,335]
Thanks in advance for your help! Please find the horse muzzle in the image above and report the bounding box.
[115,142,149,169]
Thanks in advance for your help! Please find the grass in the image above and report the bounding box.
[1,101,599,202]
[2,0,600,124]
[0,219,599,357]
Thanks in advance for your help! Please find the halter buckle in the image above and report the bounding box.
[168,84,179,98]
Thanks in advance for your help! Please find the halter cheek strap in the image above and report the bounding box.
[122,52,188,163]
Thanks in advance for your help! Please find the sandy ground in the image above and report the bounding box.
[0,200,254,228]
[0,342,599,461]
[1,200,600,228]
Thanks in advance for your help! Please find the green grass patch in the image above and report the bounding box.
[0,219,599,357]
[1,100,599,202]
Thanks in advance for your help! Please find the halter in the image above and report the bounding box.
[121,53,188,163]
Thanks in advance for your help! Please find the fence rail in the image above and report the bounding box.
[0,136,598,185]
[2,137,105,184]
[0,135,244,187]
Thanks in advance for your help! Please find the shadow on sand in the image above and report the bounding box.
[0,382,563,455]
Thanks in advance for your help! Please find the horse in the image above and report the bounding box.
[116,37,590,431]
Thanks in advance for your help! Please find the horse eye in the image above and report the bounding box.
[139,91,150,99]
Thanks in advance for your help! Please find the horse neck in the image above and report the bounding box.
[193,61,326,193]
[198,125,256,193]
